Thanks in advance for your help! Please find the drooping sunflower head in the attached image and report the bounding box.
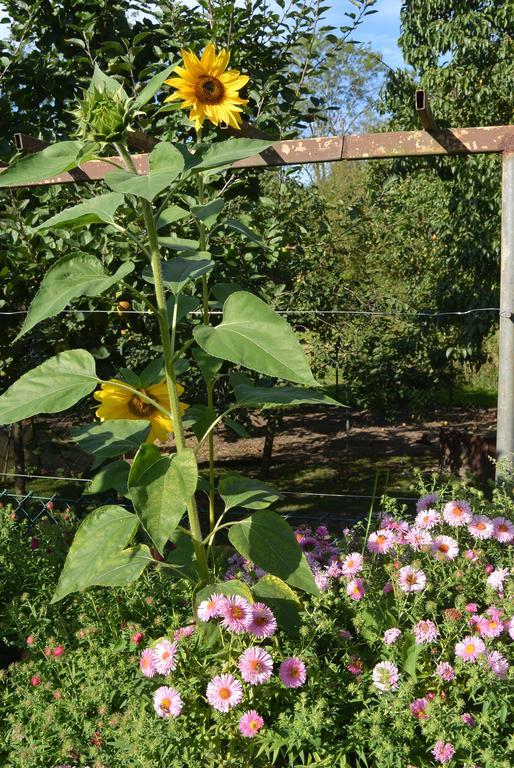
[164,42,249,131]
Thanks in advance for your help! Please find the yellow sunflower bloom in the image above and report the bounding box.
[164,42,249,131]
[93,379,188,444]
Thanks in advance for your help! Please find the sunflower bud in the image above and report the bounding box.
[72,84,133,143]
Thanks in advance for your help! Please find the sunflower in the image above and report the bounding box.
[164,42,249,131]
[93,379,188,444]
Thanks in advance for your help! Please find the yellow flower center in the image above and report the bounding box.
[128,394,155,418]
[465,644,475,654]
[250,660,263,672]
[218,687,231,700]
[161,697,171,711]
[195,74,225,105]
[230,606,244,620]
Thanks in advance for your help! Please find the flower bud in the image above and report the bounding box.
[72,83,133,143]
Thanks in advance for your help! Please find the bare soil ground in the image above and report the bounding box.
[0,405,497,527]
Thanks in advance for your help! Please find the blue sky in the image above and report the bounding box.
[326,0,404,69]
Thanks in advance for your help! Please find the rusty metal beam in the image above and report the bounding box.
[221,120,278,141]
[13,133,50,152]
[127,129,157,152]
[2,126,514,187]
[415,89,439,132]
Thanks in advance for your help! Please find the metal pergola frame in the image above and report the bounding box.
[2,101,513,474]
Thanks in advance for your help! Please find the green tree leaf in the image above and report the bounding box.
[231,379,342,408]
[191,138,273,172]
[72,420,150,468]
[252,574,302,634]
[129,447,198,554]
[84,460,130,495]
[219,473,282,511]
[17,253,134,339]
[134,64,176,108]
[193,291,316,385]
[0,141,85,188]
[182,404,216,442]
[222,218,264,245]
[192,348,223,382]
[0,350,98,425]
[51,505,152,603]
[35,192,125,231]
[228,510,318,595]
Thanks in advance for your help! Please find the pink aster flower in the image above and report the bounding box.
[432,740,455,764]
[197,593,226,622]
[405,527,432,551]
[173,624,196,641]
[443,500,472,527]
[455,635,486,662]
[239,710,264,738]
[461,712,477,727]
[206,673,243,712]
[341,552,364,578]
[487,650,509,679]
[468,515,493,540]
[219,595,252,633]
[398,565,426,593]
[507,617,514,640]
[367,529,396,554]
[247,602,277,638]
[492,516,514,544]
[140,648,156,678]
[410,697,430,719]
[326,560,343,578]
[413,620,439,644]
[416,493,439,512]
[153,686,183,718]
[346,577,366,600]
[465,549,479,561]
[415,508,441,529]
[435,661,455,681]
[383,581,393,594]
[279,657,307,688]
[478,616,503,638]
[347,655,363,676]
[153,639,178,674]
[486,568,510,592]
[238,647,273,685]
[131,631,144,646]
[315,525,329,539]
[465,602,478,613]
[383,628,402,645]
[314,568,330,592]
[431,535,459,561]
[372,661,400,692]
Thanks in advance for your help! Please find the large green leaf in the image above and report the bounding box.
[166,294,201,325]
[193,291,316,385]
[17,254,134,339]
[219,473,282,511]
[72,420,150,468]
[0,141,85,188]
[0,350,97,425]
[191,198,225,229]
[84,460,130,496]
[159,236,200,251]
[192,348,223,382]
[191,138,273,172]
[182,404,216,442]
[401,632,422,682]
[223,218,264,246]
[166,527,197,580]
[129,446,198,554]
[231,379,342,408]
[105,166,181,201]
[35,192,125,231]
[149,141,186,175]
[228,510,318,595]
[143,253,213,295]
[252,574,302,635]
[156,205,189,231]
[134,65,176,108]
[51,505,152,603]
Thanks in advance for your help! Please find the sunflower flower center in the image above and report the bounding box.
[195,75,225,105]
[128,394,155,418]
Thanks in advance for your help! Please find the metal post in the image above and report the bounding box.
[496,149,514,476]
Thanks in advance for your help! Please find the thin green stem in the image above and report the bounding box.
[114,140,209,582]
[120,280,159,316]
[112,223,153,261]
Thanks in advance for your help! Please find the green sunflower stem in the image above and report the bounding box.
[114,140,209,582]
[197,159,216,535]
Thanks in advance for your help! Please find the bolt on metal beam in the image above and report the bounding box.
[496,148,514,477]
